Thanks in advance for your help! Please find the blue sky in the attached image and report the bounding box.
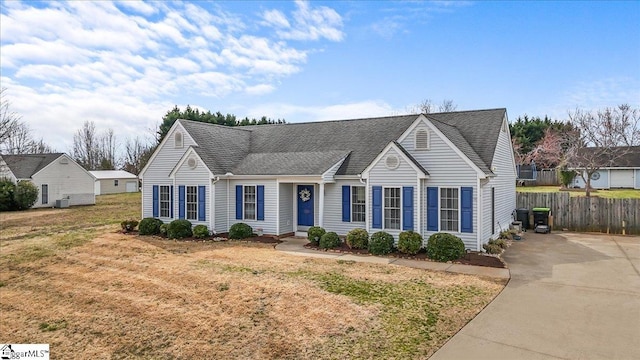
[1,0,639,152]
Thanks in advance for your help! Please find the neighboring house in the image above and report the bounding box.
[0,153,95,208]
[140,109,517,251]
[89,170,139,195]
[571,146,640,189]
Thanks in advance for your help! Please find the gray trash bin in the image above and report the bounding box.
[516,208,530,230]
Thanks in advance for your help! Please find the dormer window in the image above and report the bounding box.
[415,129,430,150]
[175,132,183,148]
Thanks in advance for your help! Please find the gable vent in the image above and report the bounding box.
[385,154,399,169]
[415,129,430,150]
[59,158,69,164]
[187,157,197,169]
[175,132,183,148]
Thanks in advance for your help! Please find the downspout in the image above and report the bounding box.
[477,176,482,252]
[211,176,220,233]
[358,174,368,233]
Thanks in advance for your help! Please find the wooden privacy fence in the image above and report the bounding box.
[534,169,560,186]
[516,192,640,235]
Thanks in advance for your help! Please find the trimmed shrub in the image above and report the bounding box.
[167,219,193,239]
[483,243,502,254]
[307,226,326,245]
[0,178,16,211]
[319,231,341,249]
[120,219,139,232]
[193,225,210,239]
[398,231,423,255]
[345,228,369,249]
[426,233,465,262]
[159,223,168,237]
[492,238,507,249]
[369,231,394,255]
[229,222,253,240]
[139,217,163,235]
[558,169,576,188]
[14,181,39,210]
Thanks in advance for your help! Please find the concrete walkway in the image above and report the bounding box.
[430,232,640,360]
[275,237,510,279]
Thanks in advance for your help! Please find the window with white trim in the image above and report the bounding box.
[42,184,48,205]
[440,188,459,232]
[351,186,365,222]
[244,185,256,221]
[384,187,401,230]
[186,186,198,220]
[415,128,430,150]
[159,185,170,218]
[114,179,119,187]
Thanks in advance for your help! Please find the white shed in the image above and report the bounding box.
[89,170,139,195]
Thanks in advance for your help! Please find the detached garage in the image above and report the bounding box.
[90,170,139,195]
[572,146,640,189]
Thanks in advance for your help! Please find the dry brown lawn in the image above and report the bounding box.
[0,193,505,359]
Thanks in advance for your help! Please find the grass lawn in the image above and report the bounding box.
[516,186,640,199]
[0,193,505,359]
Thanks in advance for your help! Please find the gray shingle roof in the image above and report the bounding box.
[232,151,350,175]
[1,153,64,179]
[393,141,430,176]
[577,146,640,168]
[176,108,506,177]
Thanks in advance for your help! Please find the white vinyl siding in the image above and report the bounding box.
[159,185,170,218]
[229,179,277,235]
[384,187,401,230]
[323,180,368,236]
[215,180,228,234]
[31,154,95,208]
[243,185,256,221]
[399,121,479,249]
[279,183,293,234]
[173,149,210,225]
[186,186,198,220]
[351,186,366,222]
[440,188,459,232]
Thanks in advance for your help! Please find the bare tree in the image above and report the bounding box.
[0,88,21,147]
[528,128,564,169]
[122,136,154,175]
[566,104,639,196]
[438,99,457,112]
[98,128,118,170]
[407,98,458,114]
[72,121,100,170]
[0,113,55,154]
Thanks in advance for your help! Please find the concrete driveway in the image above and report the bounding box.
[430,232,640,360]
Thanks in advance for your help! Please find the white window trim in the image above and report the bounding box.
[186,185,198,221]
[439,187,461,233]
[415,128,430,150]
[383,186,402,231]
[243,185,257,221]
[159,185,170,218]
[175,131,183,149]
[351,185,366,223]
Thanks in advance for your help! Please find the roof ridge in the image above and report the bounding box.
[244,114,420,128]
[177,119,253,132]
[426,108,506,115]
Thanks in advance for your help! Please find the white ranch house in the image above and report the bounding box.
[571,146,640,189]
[140,109,517,251]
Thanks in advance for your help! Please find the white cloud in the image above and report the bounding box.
[245,84,276,95]
[117,0,158,16]
[262,9,291,28]
[262,1,344,42]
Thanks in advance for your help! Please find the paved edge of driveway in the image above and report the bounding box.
[275,237,511,280]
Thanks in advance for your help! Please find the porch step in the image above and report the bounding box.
[294,231,308,238]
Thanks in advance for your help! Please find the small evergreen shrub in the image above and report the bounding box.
[319,232,341,249]
[307,226,326,245]
[120,219,139,232]
[167,219,193,239]
[159,223,169,237]
[345,228,369,249]
[426,233,465,262]
[193,225,210,239]
[14,181,39,210]
[483,243,502,254]
[369,231,394,255]
[139,217,163,235]
[492,238,507,249]
[499,230,511,239]
[229,222,253,239]
[398,231,423,255]
[0,178,15,211]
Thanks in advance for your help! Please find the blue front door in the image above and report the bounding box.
[297,185,314,227]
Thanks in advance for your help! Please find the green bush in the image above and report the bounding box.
[307,226,326,245]
[120,219,139,232]
[159,223,168,237]
[345,228,369,249]
[369,231,394,255]
[426,233,465,262]
[229,222,253,239]
[319,231,341,249]
[398,231,423,255]
[483,243,502,254]
[0,178,15,211]
[14,181,39,210]
[167,219,193,239]
[492,238,507,249]
[139,217,163,235]
[558,169,576,188]
[193,225,210,239]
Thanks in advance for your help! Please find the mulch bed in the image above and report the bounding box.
[304,242,506,268]
[120,230,282,244]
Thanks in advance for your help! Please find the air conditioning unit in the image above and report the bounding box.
[55,199,69,208]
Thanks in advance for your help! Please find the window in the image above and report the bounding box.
[42,184,48,205]
[244,186,256,220]
[351,186,365,222]
[175,132,183,148]
[440,188,459,232]
[159,186,170,218]
[415,129,430,150]
[114,179,119,187]
[186,186,198,220]
[384,187,401,230]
